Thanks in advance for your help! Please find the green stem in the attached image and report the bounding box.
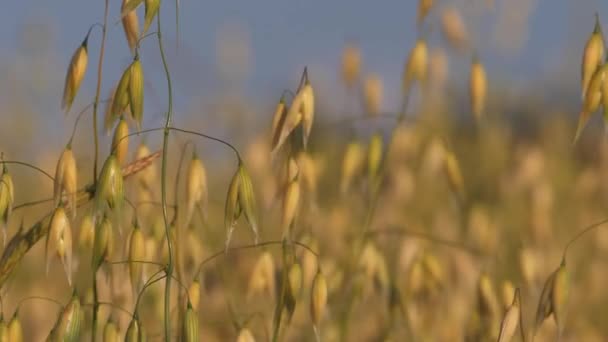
[157,9,175,342]
[92,0,109,184]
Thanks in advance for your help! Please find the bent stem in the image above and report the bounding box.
[157,8,175,342]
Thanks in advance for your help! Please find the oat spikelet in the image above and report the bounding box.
[238,163,259,243]
[581,14,604,100]
[310,270,327,341]
[575,61,608,142]
[7,311,23,342]
[129,58,145,129]
[128,222,145,296]
[497,288,520,342]
[224,166,241,251]
[440,7,469,50]
[182,302,199,342]
[281,175,300,239]
[417,0,434,26]
[111,117,130,166]
[0,164,15,244]
[247,251,276,300]
[340,141,365,194]
[62,36,88,113]
[363,73,383,117]
[403,39,428,96]
[45,206,73,285]
[300,80,315,150]
[122,0,140,54]
[143,0,160,36]
[341,43,361,88]
[54,146,78,218]
[103,319,118,342]
[470,55,487,121]
[188,280,201,312]
[270,96,288,149]
[534,260,568,338]
[185,153,208,229]
[236,328,256,342]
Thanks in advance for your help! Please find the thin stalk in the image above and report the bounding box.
[90,2,109,338]
[157,9,175,341]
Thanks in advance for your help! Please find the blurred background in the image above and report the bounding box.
[3,0,608,340]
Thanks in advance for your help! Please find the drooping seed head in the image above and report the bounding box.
[534,266,558,335]
[310,270,328,329]
[122,0,140,54]
[188,280,201,312]
[270,96,288,149]
[341,43,361,87]
[403,39,428,95]
[129,58,144,130]
[7,312,22,342]
[185,153,208,229]
[55,295,82,342]
[111,117,130,166]
[444,147,465,201]
[238,163,259,243]
[45,206,73,285]
[497,288,520,342]
[236,328,256,342]
[247,251,276,300]
[367,132,384,193]
[128,223,145,295]
[340,141,366,194]
[110,68,132,123]
[288,262,303,299]
[182,302,199,342]
[575,62,608,142]
[551,262,569,334]
[125,317,141,342]
[143,0,160,35]
[93,215,113,271]
[440,7,469,50]
[272,90,304,155]
[103,319,118,342]
[61,37,88,113]
[300,81,316,150]
[78,214,95,252]
[581,14,605,99]
[95,154,124,215]
[417,0,434,26]
[0,165,15,237]
[224,167,241,251]
[470,55,487,121]
[363,73,383,117]
[281,177,300,239]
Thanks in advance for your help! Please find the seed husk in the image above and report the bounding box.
[185,153,208,229]
[341,43,361,87]
[93,215,113,271]
[103,319,118,342]
[310,270,327,335]
[188,280,201,312]
[403,39,428,96]
[497,288,520,342]
[111,117,130,166]
[238,163,259,244]
[270,96,288,149]
[110,68,132,123]
[224,166,241,251]
[300,81,315,150]
[61,37,88,113]
[0,165,15,244]
[95,154,124,217]
[122,0,140,54]
[340,141,366,194]
[7,312,23,342]
[128,222,145,295]
[247,250,276,300]
[45,206,73,285]
[581,14,605,99]
[54,146,78,217]
[281,176,300,239]
[182,302,199,342]
[363,73,383,117]
[470,55,487,121]
[143,0,160,35]
[129,58,144,130]
[236,328,256,342]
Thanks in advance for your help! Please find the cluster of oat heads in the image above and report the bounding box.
[576,14,608,142]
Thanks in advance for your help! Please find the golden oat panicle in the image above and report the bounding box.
[7,311,23,342]
[182,301,199,342]
[185,152,208,230]
[129,57,145,130]
[0,164,15,244]
[497,288,520,342]
[341,43,361,88]
[270,95,288,149]
[128,221,145,296]
[224,166,241,251]
[310,270,327,340]
[110,67,132,123]
[469,54,487,121]
[54,145,78,218]
[581,13,605,100]
[111,116,130,166]
[300,79,315,150]
[143,0,160,36]
[122,0,140,54]
[45,206,73,286]
[402,39,428,96]
[238,162,259,244]
[236,328,256,342]
[61,35,89,114]
[103,319,118,342]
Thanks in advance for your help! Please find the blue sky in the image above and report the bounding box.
[1,0,608,132]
